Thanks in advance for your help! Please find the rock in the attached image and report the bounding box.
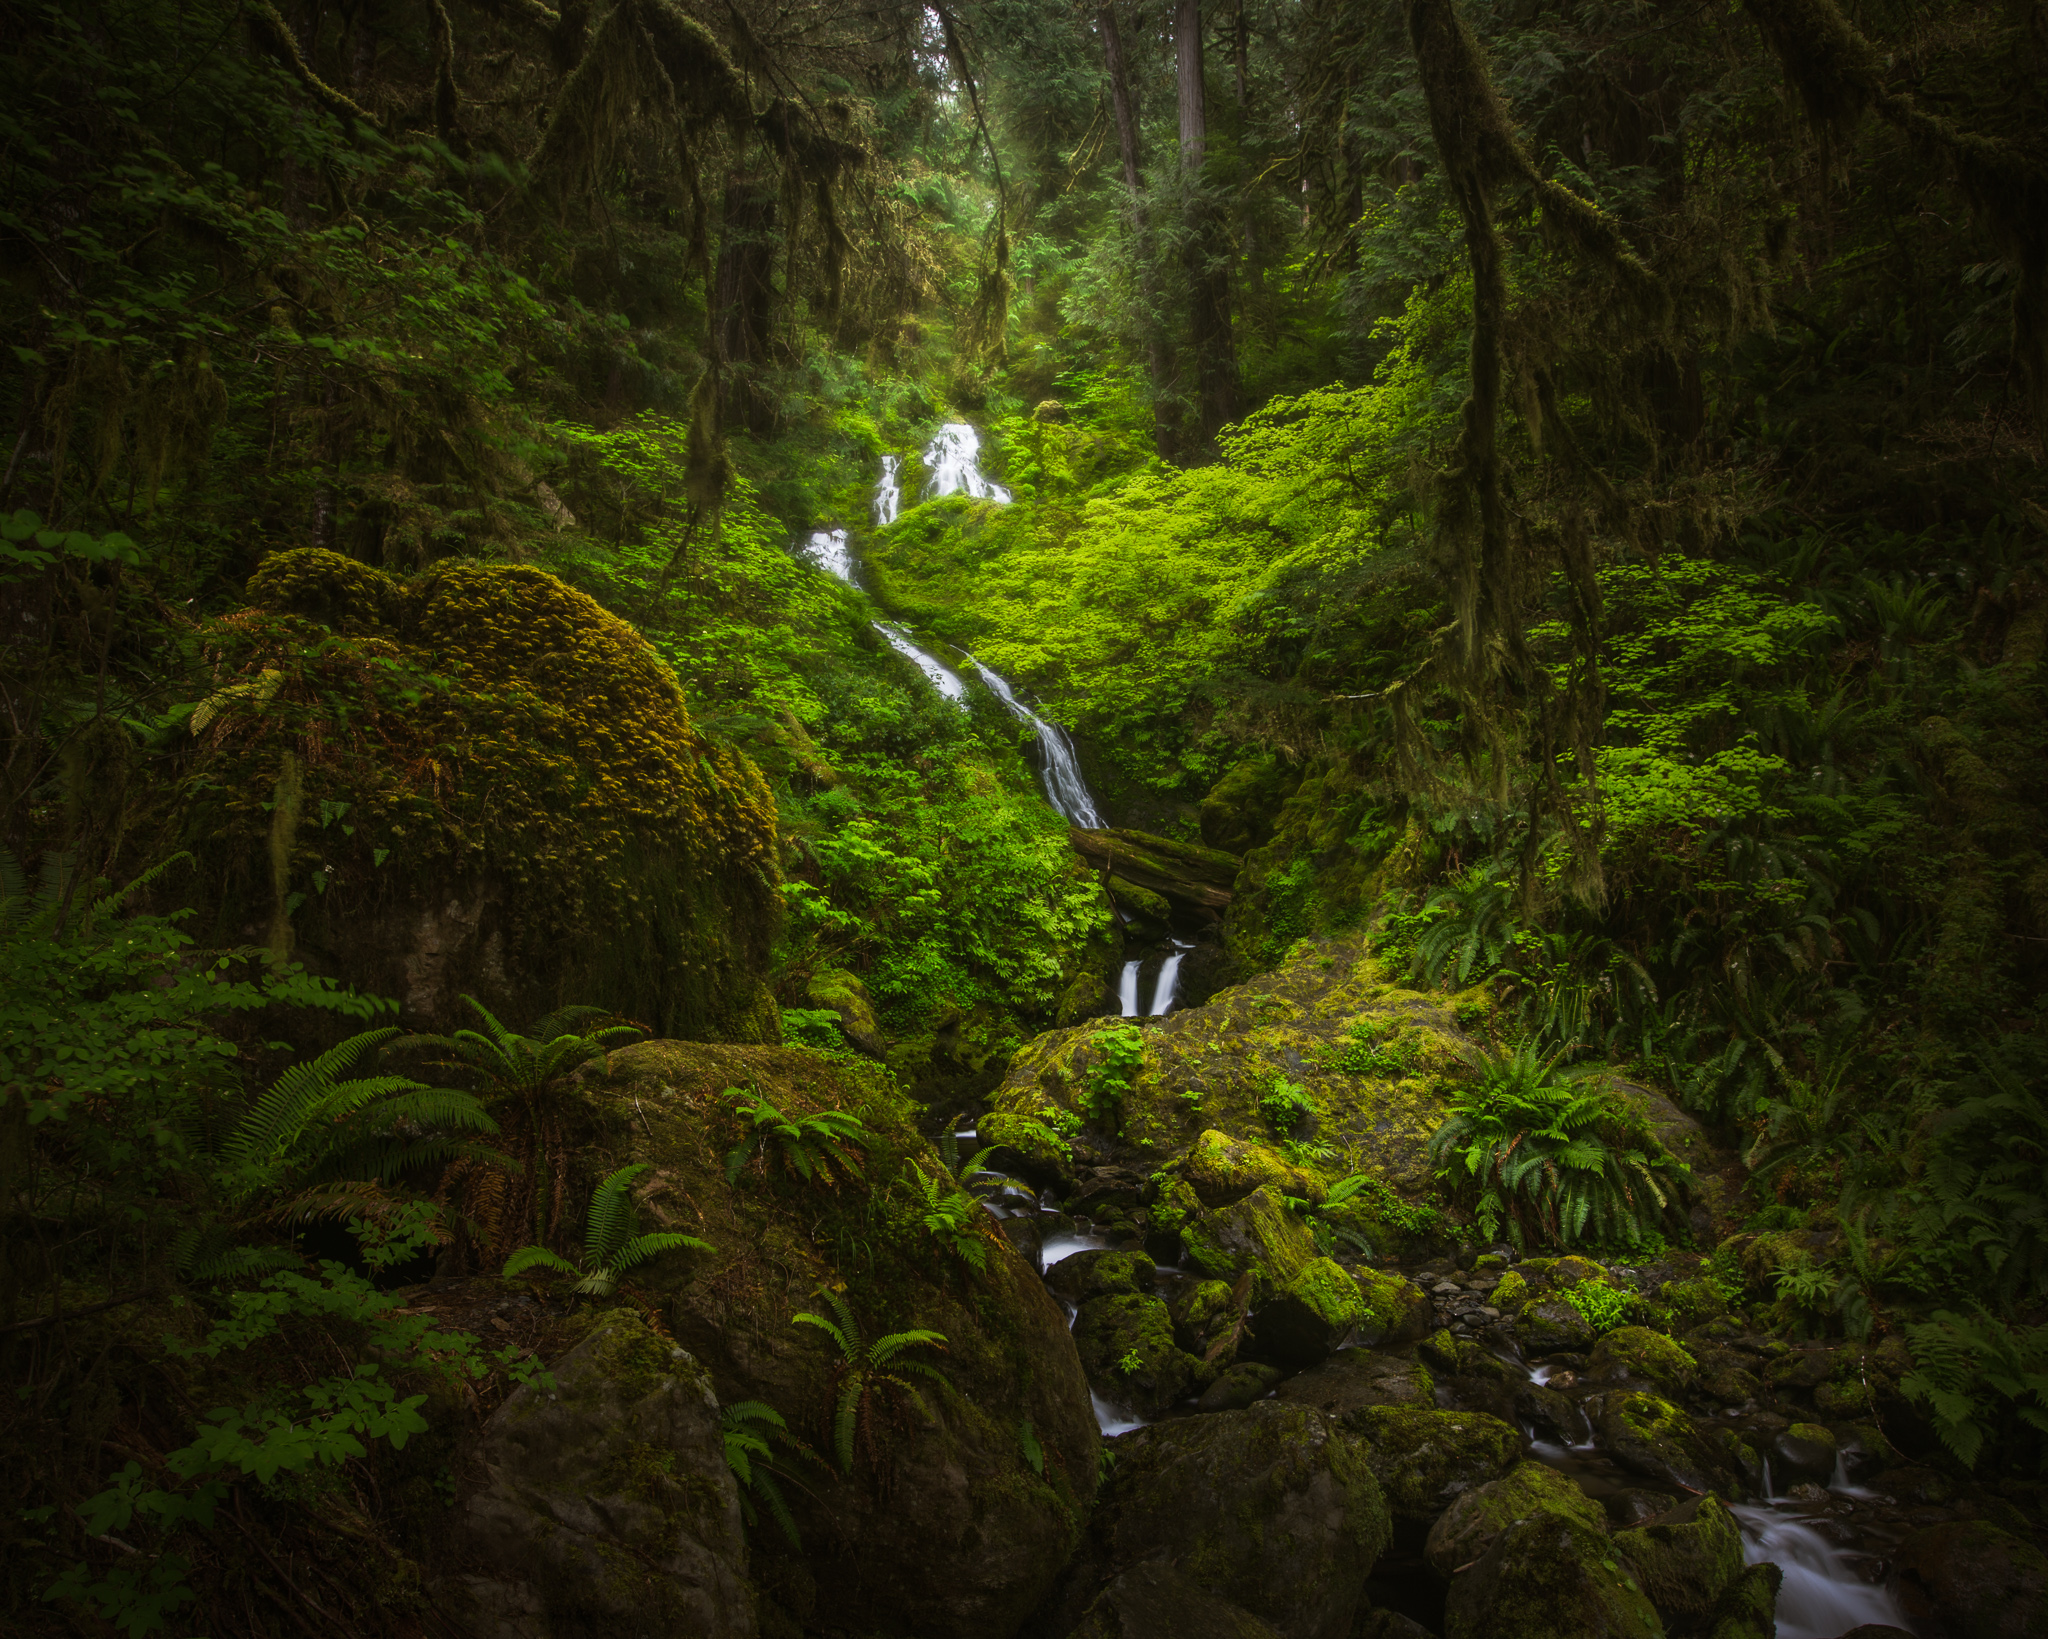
[1110,875,1175,924]
[1353,1613,1437,1639]
[1703,1563,1780,1639]
[1762,1344,1840,1391]
[1000,1214,1043,1270]
[438,1317,754,1639]
[1423,1460,1604,1578]
[1598,1393,1749,1498]
[1516,1297,1596,1353]
[1813,1376,1875,1417]
[1253,1256,1372,1368]
[1770,1422,1837,1485]
[1609,1490,1681,1528]
[1182,1186,1319,1301]
[1199,1361,1284,1412]
[1894,1519,2048,1639]
[1693,1347,1761,1407]
[1612,1496,1745,1625]
[805,967,882,1057]
[1589,1327,1696,1395]
[1170,1277,1247,1359]
[1074,1292,1211,1418]
[594,1041,1099,1639]
[1276,1351,1434,1417]
[1443,1509,1665,1639]
[1512,1380,1591,1445]
[1185,1129,1324,1208]
[1068,1560,1285,1639]
[1072,1402,1392,1639]
[1492,1270,1529,1310]
[1417,1329,1461,1375]
[1048,1248,1158,1306]
[1343,1407,1520,1525]
[1354,1267,1435,1348]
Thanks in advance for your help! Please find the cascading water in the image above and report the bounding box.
[800,526,856,584]
[1148,942,1191,1015]
[800,527,971,708]
[972,662,1102,828]
[924,422,1012,502]
[1731,1504,1916,1639]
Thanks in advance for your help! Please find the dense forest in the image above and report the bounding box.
[3,0,2046,1635]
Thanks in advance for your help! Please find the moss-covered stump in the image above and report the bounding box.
[586,1040,1098,1639]
[162,549,781,1037]
[1275,1351,1435,1418]
[1589,1328,1697,1395]
[438,1316,754,1639]
[1067,1560,1285,1639]
[1443,1511,1666,1639]
[1343,1407,1520,1525]
[986,937,1468,1194]
[1612,1496,1745,1627]
[1074,1293,1211,1417]
[1598,1393,1748,1500]
[1063,1402,1392,1639]
[1422,1460,1604,1579]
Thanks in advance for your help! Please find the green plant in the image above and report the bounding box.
[1427,1044,1690,1251]
[501,1164,710,1296]
[720,1401,815,1546]
[722,1086,873,1184]
[1260,1075,1320,1139]
[1560,1281,1638,1334]
[1898,1310,2048,1472]
[1082,1022,1146,1130]
[791,1290,950,1475]
[1017,1418,1044,1475]
[911,1164,991,1270]
[1115,1348,1144,1375]
[1324,1019,1422,1078]
[390,994,644,1100]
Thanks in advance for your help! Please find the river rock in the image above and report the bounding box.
[1771,1421,1837,1485]
[1275,1350,1434,1416]
[1199,1360,1284,1412]
[1598,1392,1744,1498]
[1186,1129,1324,1207]
[1516,1297,1597,1352]
[1423,1459,1604,1578]
[1067,1560,1284,1639]
[1057,1402,1391,1639]
[1048,1248,1157,1305]
[592,1040,1099,1639]
[1894,1519,2048,1639]
[1704,1563,1780,1639]
[1512,1380,1591,1445]
[1342,1406,1520,1524]
[1252,1256,1371,1367]
[1171,1277,1247,1359]
[1075,1292,1211,1417]
[1354,1266,1434,1347]
[1444,1509,1666,1639]
[1589,1327,1696,1394]
[1182,1185,1318,1300]
[437,1316,754,1639]
[1612,1496,1745,1624]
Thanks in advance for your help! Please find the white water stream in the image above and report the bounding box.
[924,422,1012,502]
[873,454,901,527]
[1731,1504,1913,1638]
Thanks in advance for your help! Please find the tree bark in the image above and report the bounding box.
[1175,0,1238,444]
[711,171,780,436]
[1099,2,1181,458]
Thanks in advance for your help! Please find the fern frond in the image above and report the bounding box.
[503,1245,581,1279]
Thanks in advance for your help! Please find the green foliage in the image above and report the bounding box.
[501,1164,710,1297]
[719,1401,814,1547]
[1259,1075,1320,1140]
[910,1165,991,1271]
[1428,1045,1690,1251]
[722,1086,873,1185]
[1081,1022,1146,1131]
[390,995,643,1103]
[1560,1281,1639,1335]
[791,1290,950,1475]
[1323,1018,1424,1078]
[1899,1311,2048,1473]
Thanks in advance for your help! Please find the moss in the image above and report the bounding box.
[1286,1256,1369,1331]
[1073,1293,1209,1417]
[1591,1327,1697,1394]
[1492,1269,1529,1309]
[1424,1458,1604,1577]
[1704,1563,1780,1639]
[1180,1185,1317,1301]
[1547,1255,1613,1289]
[1614,1496,1745,1622]
[1444,1510,1665,1639]
[1184,1129,1323,1208]
[1343,1406,1520,1522]
[1659,1276,1729,1328]
[1352,1265,1432,1347]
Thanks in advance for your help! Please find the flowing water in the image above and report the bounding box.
[971,662,1103,828]
[924,422,1012,502]
[874,454,901,527]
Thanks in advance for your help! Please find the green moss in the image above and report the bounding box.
[1352,1265,1432,1347]
[1614,1497,1744,1622]
[1344,1406,1520,1522]
[1493,1269,1529,1309]
[1284,1256,1371,1331]
[1180,1185,1317,1301]
[1184,1129,1322,1208]
[1425,1459,1604,1576]
[1591,1327,1697,1394]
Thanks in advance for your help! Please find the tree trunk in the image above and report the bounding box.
[1175,0,1238,445]
[711,171,780,436]
[1099,2,1181,458]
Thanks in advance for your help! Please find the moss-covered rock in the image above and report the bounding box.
[1492,1269,1529,1310]
[1598,1393,1744,1499]
[587,1040,1098,1639]
[1612,1496,1745,1625]
[168,551,781,1037]
[1702,1563,1780,1639]
[1516,1296,1597,1353]
[1182,1185,1318,1301]
[1252,1256,1371,1367]
[1069,1402,1392,1639]
[806,967,882,1057]
[1590,1327,1697,1395]
[1771,1423,1837,1485]
[1423,1459,1604,1578]
[1894,1519,2048,1639]
[1353,1266,1433,1347]
[1169,1278,1244,1359]
[1047,1249,1156,1306]
[1186,1129,1324,1208]
[1074,1292,1211,1418]
[1067,1560,1285,1639]
[1444,1509,1665,1639]
[1275,1351,1435,1418]
[1343,1406,1520,1524]
[1198,1361,1284,1413]
[438,1316,754,1638]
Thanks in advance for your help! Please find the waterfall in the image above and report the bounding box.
[1148,942,1191,1015]
[1730,1505,1916,1639]
[799,528,969,708]
[971,662,1103,828]
[874,455,901,527]
[1118,961,1143,1016]
[875,622,969,704]
[925,423,1012,503]
[800,526,856,584]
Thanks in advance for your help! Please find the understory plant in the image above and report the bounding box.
[720,1401,816,1545]
[502,1164,710,1296]
[910,1165,992,1271]
[1428,1044,1690,1251]
[1898,1309,2048,1473]
[722,1086,873,1184]
[791,1291,949,1475]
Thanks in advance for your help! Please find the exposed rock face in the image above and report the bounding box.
[439,1318,755,1639]
[168,549,781,1038]
[1276,1350,1435,1418]
[588,1040,1100,1639]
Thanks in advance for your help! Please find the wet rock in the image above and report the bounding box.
[1515,1297,1596,1353]
[1512,1380,1591,1445]
[1048,1248,1157,1306]
[1171,1277,1246,1357]
[1703,1563,1780,1639]
[1000,1214,1044,1270]
[806,967,883,1057]
[1423,1459,1604,1578]
[1609,1489,1681,1528]
[1275,1350,1435,1417]
[1074,1292,1210,1418]
[1612,1496,1745,1625]
[1589,1327,1696,1395]
[1761,1344,1839,1390]
[1813,1376,1875,1418]
[1185,1129,1324,1208]
[1182,1185,1319,1301]
[1067,1560,1284,1639]
[1770,1421,1837,1485]
[1692,1348,1761,1408]
[1343,1406,1520,1525]
[1894,1519,2048,1639]
[1598,1393,1744,1498]
[1417,1329,1462,1375]
[1443,1509,1665,1639]
[1068,1402,1393,1639]
[1253,1256,1372,1368]
[1355,1266,1434,1348]
[1199,1361,1284,1413]
[438,1317,754,1639]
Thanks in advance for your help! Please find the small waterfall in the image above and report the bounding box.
[801,526,856,583]
[972,662,1103,828]
[1147,942,1191,1015]
[874,455,901,527]
[925,423,1012,503]
[1730,1504,1916,1639]
[875,622,970,704]
[1118,961,1143,1016]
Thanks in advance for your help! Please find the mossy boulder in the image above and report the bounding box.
[1170,1278,1245,1358]
[1048,1249,1156,1306]
[1612,1496,1745,1625]
[1444,1510,1665,1639]
[586,1040,1098,1639]
[1275,1351,1435,1417]
[806,967,882,1057]
[1894,1520,2048,1639]
[986,936,1465,1193]
[168,550,781,1037]
[1423,1459,1604,1578]
[1492,1269,1530,1310]
[437,1316,754,1638]
[1181,1185,1318,1301]
[1353,1266,1433,1347]
[1771,1422,1837,1485]
[1198,1361,1284,1413]
[1590,1328,1697,1395]
[1067,1402,1392,1639]
[1516,1296,1597,1353]
[1598,1394,1744,1499]
[1186,1129,1324,1208]
[1703,1563,1780,1639]
[1343,1406,1520,1524]
[1252,1256,1372,1367]
[1074,1292,1211,1418]
[1068,1560,1285,1639]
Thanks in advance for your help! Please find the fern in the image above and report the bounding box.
[1899,1310,2048,1472]
[387,994,642,1102]
[792,1290,949,1474]
[912,1166,990,1270]
[501,1164,712,1296]
[719,1400,815,1546]
[722,1086,872,1185]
